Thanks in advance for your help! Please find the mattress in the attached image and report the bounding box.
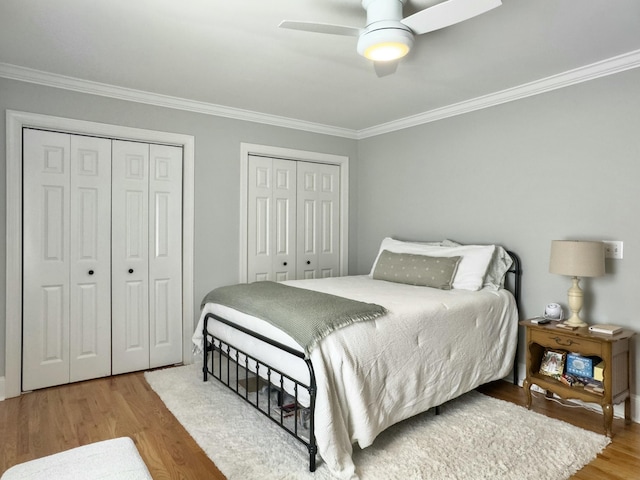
[192,275,518,479]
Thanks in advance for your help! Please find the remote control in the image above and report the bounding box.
[531,317,551,324]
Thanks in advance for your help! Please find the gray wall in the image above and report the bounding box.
[0,77,359,377]
[356,67,640,393]
[2,67,639,401]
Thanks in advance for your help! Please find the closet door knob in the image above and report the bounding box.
[128,268,134,274]
[306,260,311,265]
[88,270,94,275]
[283,262,287,266]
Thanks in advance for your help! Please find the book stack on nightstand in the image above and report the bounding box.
[588,324,623,335]
[519,319,635,437]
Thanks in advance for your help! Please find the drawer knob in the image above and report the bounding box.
[552,336,575,347]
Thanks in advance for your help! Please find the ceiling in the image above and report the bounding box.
[1,0,639,135]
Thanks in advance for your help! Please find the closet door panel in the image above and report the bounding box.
[316,164,340,278]
[297,166,318,279]
[272,159,296,281]
[112,140,150,374]
[22,129,71,391]
[298,196,317,280]
[247,156,296,282]
[69,135,112,382]
[296,162,340,279]
[148,144,183,368]
[248,156,273,282]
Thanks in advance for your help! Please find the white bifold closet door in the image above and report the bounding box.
[247,156,297,282]
[247,155,340,282]
[296,161,340,279]
[23,130,112,391]
[22,131,183,391]
[111,140,183,375]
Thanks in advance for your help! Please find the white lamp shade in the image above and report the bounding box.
[549,240,605,278]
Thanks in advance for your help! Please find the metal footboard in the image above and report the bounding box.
[202,312,318,472]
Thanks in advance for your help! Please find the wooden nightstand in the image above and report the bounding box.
[520,319,635,437]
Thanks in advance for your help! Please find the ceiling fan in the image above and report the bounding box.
[279,0,502,77]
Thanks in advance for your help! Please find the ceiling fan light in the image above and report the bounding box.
[364,41,410,61]
[357,27,414,61]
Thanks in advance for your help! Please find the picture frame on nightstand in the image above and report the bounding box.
[539,349,566,379]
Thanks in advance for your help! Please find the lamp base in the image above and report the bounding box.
[566,276,587,327]
[563,315,587,328]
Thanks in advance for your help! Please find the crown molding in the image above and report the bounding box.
[0,62,358,140]
[2,49,640,141]
[357,49,640,139]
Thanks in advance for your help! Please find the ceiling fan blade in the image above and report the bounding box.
[401,0,501,35]
[374,59,399,78]
[279,20,361,37]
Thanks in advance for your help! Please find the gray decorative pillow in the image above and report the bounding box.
[372,250,461,289]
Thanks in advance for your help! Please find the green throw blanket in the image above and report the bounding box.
[201,281,387,357]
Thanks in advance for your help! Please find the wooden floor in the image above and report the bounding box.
[0,372,638,479]
[0,372,225,480]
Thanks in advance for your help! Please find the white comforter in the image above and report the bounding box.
[192,276,518,479]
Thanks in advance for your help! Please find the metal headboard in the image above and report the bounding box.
[505,250,522,385]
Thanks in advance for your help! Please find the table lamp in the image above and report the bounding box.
[549,240,605,327]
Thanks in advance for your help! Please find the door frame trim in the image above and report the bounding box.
[239,143,349,283]
[4,110,195,398]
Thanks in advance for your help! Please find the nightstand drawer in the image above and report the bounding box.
[530,329,602,356]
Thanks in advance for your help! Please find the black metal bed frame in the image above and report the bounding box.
[506,251,522,385]
[202,250,521,473]
[203,312,319,471]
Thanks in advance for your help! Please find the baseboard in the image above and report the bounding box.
[0,376,5,401]
[576,393,639,423]
[509,361,638,424]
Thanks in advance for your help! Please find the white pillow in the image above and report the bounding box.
[442,239,513,290]
[370,237,495,291]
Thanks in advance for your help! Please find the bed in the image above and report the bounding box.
[192,238,521,479]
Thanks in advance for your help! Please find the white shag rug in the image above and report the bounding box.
[145,364,610,480]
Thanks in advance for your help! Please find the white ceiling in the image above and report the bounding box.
[1,0,639,134]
